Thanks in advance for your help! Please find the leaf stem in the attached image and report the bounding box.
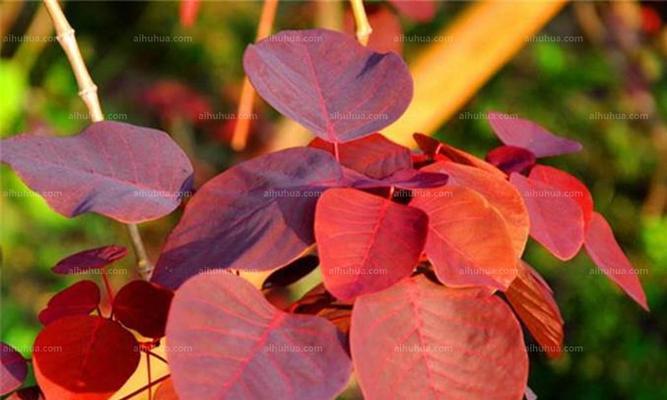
[101,269,114,305]
[146,352,153,400]
[42,0,153,279]
[230,0,279,151]
[349,0,372,45]
[333,142,341,162]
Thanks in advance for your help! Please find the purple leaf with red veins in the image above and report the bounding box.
[487,112,582,158]
[152,147,344,289]
[315,188,428,300]
[244,29,413,143]
[51,245,127,274]
[510,172,585,260]
[166,273,352,400]
[342,167,448,190]
[485,145,537,175]
[411,186,518,290]
[309,134,411,179]
[351,275,529,400]
[38,280,101,325]
[584,212,649,310]
[1,342,28,395]
[0,121,194,223]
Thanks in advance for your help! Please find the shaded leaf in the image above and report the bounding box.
[485,145,537,175]
[510,173,584,260]
[424,161,529,257]
[0,121,193,223]
[244,29,412,143]
[112,280,174,338]
[33,316,140,400]
[1,342,28,395]
[51,245,127,275]
[6,386,44,400]
[166,273,352,400]
[487,112,582,158]
[584,212,649,310]
[152,147,343,289]
[342,167,448,190]
[411,186,518,290]
[413,133,506,179]
[38,280,101,325]
[351,275,528,400]
[506,262,564,358]
[529,165,593,226]
[262,255,319,290]
[315,188,428,300]
[309,134,411,179]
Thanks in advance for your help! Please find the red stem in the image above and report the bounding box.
[146,352,153,400]
[334,142,340,162]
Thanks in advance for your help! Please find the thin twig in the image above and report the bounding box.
[230,0,279,151]
[349,0,372,45]
[42,0,153,278]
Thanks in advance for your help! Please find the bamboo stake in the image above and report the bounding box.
[42,0,153,278]
[230,0,279,151]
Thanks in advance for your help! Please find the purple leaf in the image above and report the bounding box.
[166,273,352,400]
[0,121,193,223]
[487,112,582,158]
[152,147,343,289]
[342,167,448,189]
[1,343,28,396]
[51,245,127,274]
[485,145,537,175]
[309,134,411,179]
[244,29,413,143]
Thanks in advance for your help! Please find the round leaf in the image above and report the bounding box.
[112,280,174,338]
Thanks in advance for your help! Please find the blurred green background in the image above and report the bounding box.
[1,1,666,399]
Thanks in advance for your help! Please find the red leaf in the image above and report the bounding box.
[1,342,28,395]
[423,161,529,257]
[6,386,44,400]
[351,275,529,399]
[506,262,564,358]
[315,188,428,300]
[179,0,201,28]
[411,186,519,290]
[413,133,506,179]
[309,134,411,179]
[244,29,413,143]
[154,378,178,400]
[112,280,174,338]
[487,112,582,158]
[152,147,343,289]
[166,273,352,400]
[529,165,594,226]
[33,316,140,400]
[485,145,537,175]
[0,121,193,223]
[510,172,584,260]
[342,167,448,190]
[344,5,404,54]
[584,212,649,310]
[388,0,438,22]
[38,280,101,325]
[51,245,127,274]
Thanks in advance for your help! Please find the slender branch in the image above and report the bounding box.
[230,0,279,151]
[349,0,372,45]
[117,374,170,400]
[42,0,153,278]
